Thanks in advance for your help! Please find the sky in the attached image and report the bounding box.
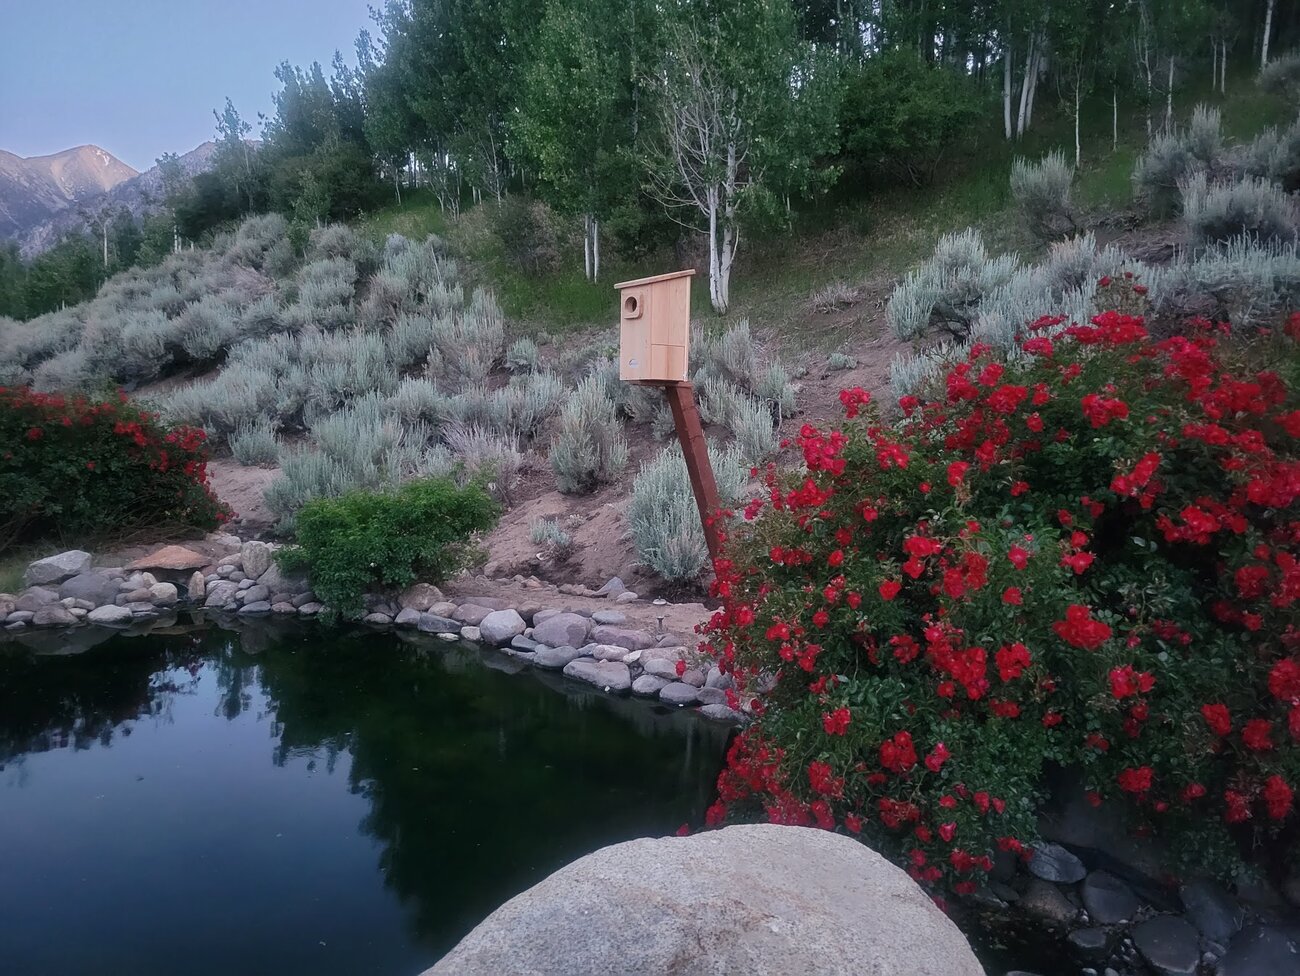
[0,0,375,172]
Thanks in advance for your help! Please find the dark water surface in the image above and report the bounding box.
[0,623,729,976]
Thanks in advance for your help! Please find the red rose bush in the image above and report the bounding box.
[701,305,1300,892]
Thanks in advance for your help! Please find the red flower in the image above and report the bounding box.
[1108,665,1155,699]
[827,549,844,567]
[995,642,1031,682]
[1224,789,1252,823]
[880,731,918,773]
[1269,659,1300,702]
[946,461,970,487]
[924,742,950,772]
[1053,605,1112,650]
[879,580,902,601]
[25,427,43,441]
[675,659,687,678]
[1118,766,1153,794]
[989,700,1020,718]
[808,760,844,797]
[822,707,851,736]
[1200,703,1232,737]
[1263,775,1294,821]
[1242,718,1274,751]
[1061,551,1094,575]
[1007,545,1030,570]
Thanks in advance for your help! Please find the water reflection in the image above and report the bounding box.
[0,622,729,976]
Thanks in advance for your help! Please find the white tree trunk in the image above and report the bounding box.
[1165,57,1175,130]
[1221,41,1228,92]
[394,166,402,206]
[1113,88,1118,151]
[1016,37,1034,138]
[1075,84,1082,166]
[583,214,592,280]
[1263,0,1276,67]
[592,218,600,281]
[102,224,108,268]
[1025,43,1042,128]
[1003,42,1013,140]
[1212,39,1219,86]
[706,185,723,312]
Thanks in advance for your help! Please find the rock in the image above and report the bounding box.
[271,602,297,615]
[1082,871,1139,924]
[510,635,539,652]
[1029,843,1087,884]
[255,563,306,595]
[697,687,729,705]
[423,823,983,976]
[217,565,237,577]
[515,604,542,625]
[291,592,316,608]
[698,703,746,723]
[533,608,560,625]
[1068,927,1113,960]
[148,582,179,606]
[25,550,93,586]
[395,608,422,627]
[364,612,393,626]
[298,602,323,616]
[632,675,671,696]
[121,587,153,604]
[1020,879,1078,926]
[534,645,587,669]
[236,579,254,591]
[238,601,272,615]
[479,609,527,645]
[6,610,34,624]
[269,592,294,606]
[1181,879,1244,942]
[591,609,627,626]
[186,572,205,602]
[680,668,706,688]
[124,601,158,616]
[589,625,655,650]
[532,612,591,649]
[452,604,493,626]
[418,613,462,634]
[460,626,482,642]
[227,571,247,583]
[989,881,1020,903]
[660,682,700,705]
[643,658,681,680]
[33,605,78,627]
[0,595,14,618]
[429,601,457,618]
[204,581,239,609]
[57,572,117,606]
[592,575,626,597]
[398,582,445,612]
[706,666,736,690]
[87,604,133,625]
[587,643,630,662]
[5,621,26,631]
[615,591,639,603]
[1219,924,1300,976]
[126,545,206,572]
[240,541,272,579]
[454,595,512,611]
[240,584,270,605]
[1133,916,1201,976]
[563,658,632,693]
[16,587,60,612]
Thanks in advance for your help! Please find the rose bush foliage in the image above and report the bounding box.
[701,302,1300,893]
[0,386,229,543]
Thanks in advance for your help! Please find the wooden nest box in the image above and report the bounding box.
[615,269,695,385]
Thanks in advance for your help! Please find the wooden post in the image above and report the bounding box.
[663,381,723,565]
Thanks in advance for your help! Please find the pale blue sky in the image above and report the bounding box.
[0,0,375,171]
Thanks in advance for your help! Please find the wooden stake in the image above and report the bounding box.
[663,381,723,565]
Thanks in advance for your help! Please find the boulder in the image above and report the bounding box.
[126,545,206,572]
[239,584,270,605]
[0,595,14,618]
[592,576,626,597]
[87,605,133,625]
[564,658,632,692]
[240,541,273,579]
[679,668,706,688]
[510,635,539,652]
[586,643,630,662]
[643,658,681,681]
[706,667,736,690]
[660,682,700,705]
[453,604,493,626]
[1181,879,1244,942]
[591,609,627,626]
[1133,916,1200,976]
[589,625,655,650]
[399,582,445,612]
[453,595,512,611]
[298,603,323,616]
[1219,924,1300,976]
[255,563,306,595]
[532,612,591,649]
[204,581,240,609]
[632,675,671,697]
[291,592,317,608]
[6,610,34,624]
[25,550,93,586]
[533,608,561,625]
[697,687,729,705]
[121,588,153,604]
[238,601,272,615]
[1028,843,1087,884]
[394,608,422,627]
[479,609,527,645]
[364,612,394,626]
[534,645,587,669]
[149,582,179,606]
[33,605,78,627]
[422,824,983,976]
[58,573,118,607]
[16,587,59,612]
[614,591,639,603]
[1020,879,1078,926]
[271,602,297,615]
[418,613,462,634]
[460,626,482,642]
[1082,870,1139,924]
[186,572,205,602]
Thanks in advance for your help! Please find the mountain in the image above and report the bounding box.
[0,145,137,242]
[11,142,225,257]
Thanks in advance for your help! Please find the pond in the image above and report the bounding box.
[0,622,730,976]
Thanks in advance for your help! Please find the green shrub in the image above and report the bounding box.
[1011,151,1077,242]
[493,197,561,277]
[703,310,1300,888]
[229,419,280,466]
[530,516,576,561]
[0,387,229,544]
[826,352,856,371]
[550,375,628,493]
[278,477,497,618]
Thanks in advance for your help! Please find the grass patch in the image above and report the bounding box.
[357,188,450,242]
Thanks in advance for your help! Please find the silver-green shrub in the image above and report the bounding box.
[1181,172,1299,246]
[887,228,1020,340]
[1011,150,1076,241]
[505,336,540,373]
[550,375,628,494]
[229,418,281,466]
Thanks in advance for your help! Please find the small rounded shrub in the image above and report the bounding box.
[277,477,499,618]
[701,307,1300,893]
[0,387,229,543]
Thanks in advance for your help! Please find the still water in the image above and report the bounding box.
[0,622,729,976]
